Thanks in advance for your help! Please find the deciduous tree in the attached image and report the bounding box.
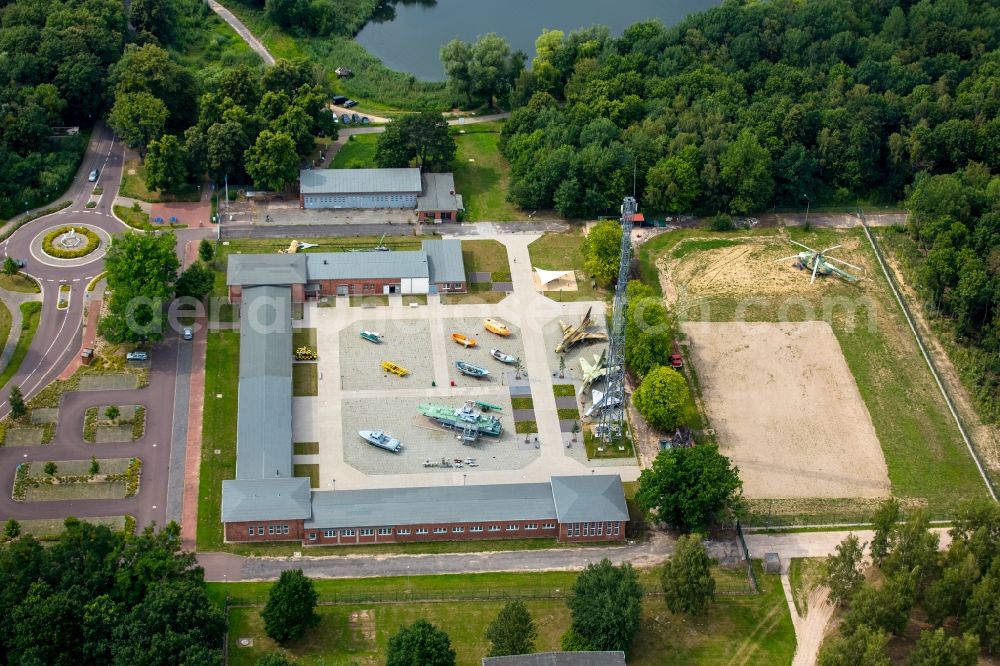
[633,366,691,431]
[175,262,215,300]
[99,232,179,344]
[870,498,900,568]
[198,239,214,263]
[262,569,318,643]
[568,558,642,653]
[635,445,742,533]
[8,385,26,419]
[818,625,890,666]
[386,619,456,666]
[660,534,716,615]
[3,257,19,276]
[719,130,773,215]
[108,92,168,157]
[485,600,537,657]
[245,130,298,192]
[824,534,865,607]
[582,220,622,285]
[908,628,978,666]
[375,113,456,171]
[646,145,701,213]
[144,134,186,193]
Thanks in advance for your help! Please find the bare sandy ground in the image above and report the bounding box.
[682,320,890,499]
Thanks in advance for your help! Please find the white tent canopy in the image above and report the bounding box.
[534,268,575,287]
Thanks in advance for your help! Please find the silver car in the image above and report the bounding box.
[183,327,193,340]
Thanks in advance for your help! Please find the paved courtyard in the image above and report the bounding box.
[289,233,640,491]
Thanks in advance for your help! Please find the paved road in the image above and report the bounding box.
[206,0,275,66]
[222,220,567,240]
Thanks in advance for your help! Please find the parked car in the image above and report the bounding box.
[351,113,361,123]
[343,99,358,108]
[360,116,371,125]
[670,352,684,370]
[11,258,25,269]
[88,169,99,182]
[332,95,349,105]
[126,351,148,361]
[341,114,352,124]
[183,327,193,341]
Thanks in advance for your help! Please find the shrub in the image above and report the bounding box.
[41,225,100,259]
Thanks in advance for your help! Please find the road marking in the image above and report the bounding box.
[0,298,79,409]
[72,278,80,282]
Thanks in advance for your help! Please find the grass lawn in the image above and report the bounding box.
[20,458,131,501]
[292,363,318,396]
[553,384,576,397]
[293,441,319,455]
[293,463,320,488]
[0,302,41,392]
[196,330,240,550]
[510,396,534,410]
[292,328,317,350]
[349,295,389,307]
[644,228,989,523]
[788,558,826,617]
[214,566,793,666]
[0,300,10,362]
[461,239,510,280]
[330,133,378,168]
[528,229,608,302]
[8,516,127,540]
[451,122,521,222]
[515,420,537,434]
[119,160,201,203]
[113,204,152,230]
[0,273,40,293]
[442,291,507,305]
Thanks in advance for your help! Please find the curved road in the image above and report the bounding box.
[0,123,193,529]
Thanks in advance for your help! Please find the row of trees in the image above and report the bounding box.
[258,0,434,38]
[374,112,456,172]
[108,50,336,192]
[440,34,525,109]
[819,500,1000,664]
[0,520,224,665]
[498,0,1000,218]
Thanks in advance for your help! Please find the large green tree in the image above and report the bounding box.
[624,281,676,377]
[374,113,456,171]
[818,625,890,666]
[144,134,186,192]
[98,232,179,343]
[719,130,773,215]
[386,619,456,666]
[174,262,215,300]
[632,366,691,431]
[635,445,742,532]
[245,130,298,192]
[646,145,701,213]
[568,559,642,653]
[660,534,716,615]
[908,629,978,666]
[582,220,622,284]
[485,600,537,657]
[108,92,168,157]
[823,534,865,607]
[261,569,318,644]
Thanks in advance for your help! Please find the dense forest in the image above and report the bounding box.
[252,0,435,38]
[0,520,224,665]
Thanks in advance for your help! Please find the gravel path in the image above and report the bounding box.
[206,0,274,65]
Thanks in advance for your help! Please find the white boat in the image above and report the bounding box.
[490,348,518,364]
[359,430,402,453]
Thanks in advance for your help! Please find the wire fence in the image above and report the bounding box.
[735,521,760,593]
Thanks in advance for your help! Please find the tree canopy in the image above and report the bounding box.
[624,281,676,377]
[632,366,691,432]
[375,113,456,172]
[386,619,456,666]
[635,445,742,532]
[567,558,643,653]
[485,600,537,657]
[440,34,524,107]
[582,220,622,284]
[660,534,716,615]
[98,232,180,343]
[261,569,318,643]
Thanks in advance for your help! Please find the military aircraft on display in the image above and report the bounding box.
[578,349,608,395]
[555,307,609,353]
[775,240,862,284]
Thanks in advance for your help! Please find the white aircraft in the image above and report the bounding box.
[584,387,623,418]
[578,349,608,395]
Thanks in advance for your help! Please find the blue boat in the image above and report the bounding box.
[455,360,489,378]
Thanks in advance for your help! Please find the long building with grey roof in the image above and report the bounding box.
[220,279,630,547]
[226,239,467,302]
[299,168,462,222]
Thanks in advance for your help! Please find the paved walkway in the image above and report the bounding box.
[57,294,100,380]
[0,287,43,374]
[206,0,274,65]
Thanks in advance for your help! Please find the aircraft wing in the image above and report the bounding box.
[579,356,594,374]
[577,332,609,343]
[558,320,571,334]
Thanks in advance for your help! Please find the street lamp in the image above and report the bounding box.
[801,194,811,228]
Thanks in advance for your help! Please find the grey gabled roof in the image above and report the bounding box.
[221,478,312,522]
[421,239,465,284]
[305,250,428,281]
[227,254,307,286]
[416,172,458,212]
[300,168,422,195]
[550,475,629,523]
[305,483,556,529]
[483,652,626,666]
[235,286,294,480]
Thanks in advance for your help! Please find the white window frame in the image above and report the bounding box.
[342,529,356,537]
[488,525,501,532]
[433,527,447,534]
[470,526,483,532]
[323,529,336,538]
[308,532,317,540]
[506,524,519,531]
[416,528,429,535]
[360,528,374,536]
[397,529,411,535]
[452,526,465,533]
[377,527,392,536]
[525,523,537,530]
[248,527,255,536]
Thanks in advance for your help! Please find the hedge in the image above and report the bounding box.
[41,225,100,259]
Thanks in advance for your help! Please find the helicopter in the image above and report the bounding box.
[775,240,862,284]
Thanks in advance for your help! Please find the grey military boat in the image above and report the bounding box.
[359,430,402,453]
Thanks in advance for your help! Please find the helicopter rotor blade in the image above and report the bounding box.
[811,257,820,284]
[789,239,817,252]
[819,244,842,255]
[825,256,863,272]
[774,255,802,263]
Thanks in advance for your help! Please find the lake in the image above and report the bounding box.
[356,0,720,82]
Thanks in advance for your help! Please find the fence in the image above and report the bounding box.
[859,210,997,503]
[735,520,760,593]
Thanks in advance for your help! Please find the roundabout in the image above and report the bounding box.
[30,223,111,267]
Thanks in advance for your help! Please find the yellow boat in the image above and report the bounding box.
[483,318,510,337]
[380,361,409,376]
[451,333,477,348]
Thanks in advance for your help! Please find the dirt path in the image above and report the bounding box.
[790,585,834,666]
[206,0,275,66]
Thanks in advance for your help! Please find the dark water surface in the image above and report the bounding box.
[356,0,720,81]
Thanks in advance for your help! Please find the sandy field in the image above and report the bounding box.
[682,320,890,499]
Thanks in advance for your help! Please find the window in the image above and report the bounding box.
[308,532,317,540]
[433,527,447,534]
[258,525,264,534]
[525,523,537,530]
[606,521,613,533]
[452,527,464,533]
[597,523,603,536]
[248,527,255,536]
[397,529,410,535]
[488,525,501,532]
[360,528,374,536]
[614,522,620,535]
[377,528,392,536]
[470,526,483,532]
[416,528,429,535]
[506,524,519,531]
[573,524,581,537]
[542,523,556,530]
[282,525,289,535]
[268,525,275,535]
[323,529,336,538]
[583,523,590,537]
[342,529,355,537]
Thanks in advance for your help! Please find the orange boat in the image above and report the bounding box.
[452,333,477,348]
[483,318,510,337]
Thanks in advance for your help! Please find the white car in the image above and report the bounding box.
[88,169,99,182]
[183,327,193,340]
